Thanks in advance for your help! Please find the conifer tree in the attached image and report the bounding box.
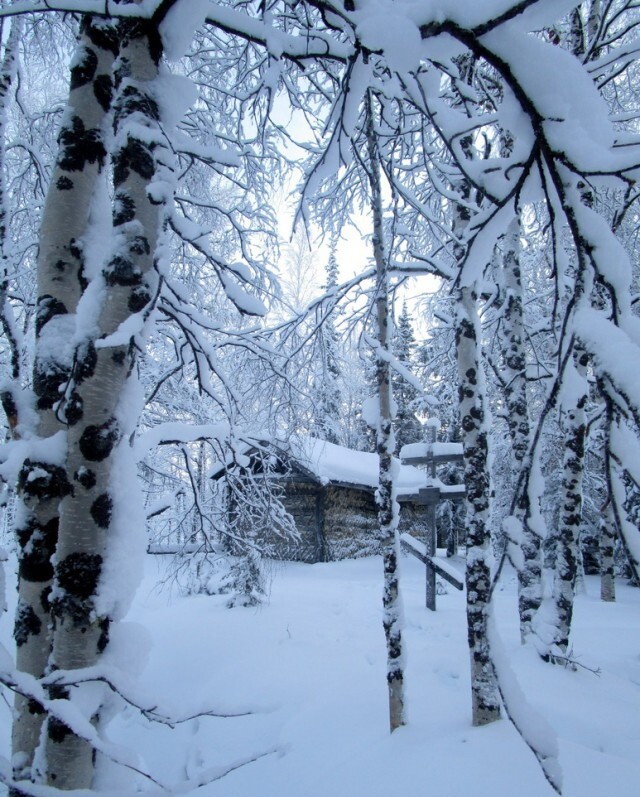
[312,245,343,444]
[392,301,422,450]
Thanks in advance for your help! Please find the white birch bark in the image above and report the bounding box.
[599,501,616,602]
[497,216,543,642]
[449,78,500,720]
[45,18,165,788]
[586,0,602,58]
[11,17,117,783]
[455,286,501,726]
[594,382,616,603]
[364,88,405,732]
[547,344,588,657]
[0,16,22,398]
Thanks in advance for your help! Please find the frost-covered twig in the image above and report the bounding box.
[0,746,280,796]
[42,665,256,725]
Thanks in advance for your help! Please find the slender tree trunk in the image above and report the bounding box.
[547,344,588,657]
[599,398,617,603]
[497,216,543,642]
[11,18,117,784]
[587,0,602,58]
[0,16,23,399]
[365,87,405,732]
[455,286,501,726]
[0,22,31,792]
[45,18,164,788]
[599,501,616,602]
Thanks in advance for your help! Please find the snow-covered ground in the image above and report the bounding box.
[2,554,640,796]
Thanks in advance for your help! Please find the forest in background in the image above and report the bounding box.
[1,0,640,793]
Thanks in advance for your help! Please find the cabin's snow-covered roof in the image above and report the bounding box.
[291,438,431,496]
[209,436,445,498]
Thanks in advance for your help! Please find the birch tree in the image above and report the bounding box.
[364,87,406,732]
[46,13,166,785]
[11,16,118,782]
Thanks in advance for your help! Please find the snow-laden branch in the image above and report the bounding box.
[205,4,352,63]
[42,663,261,723]
[134,421,231,459]
[0,0,155,20]
[487,615,562,795]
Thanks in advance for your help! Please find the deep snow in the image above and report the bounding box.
[2,553,640,795]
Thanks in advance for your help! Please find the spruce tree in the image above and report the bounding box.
[392,302,422,451]
[312,245,343,444]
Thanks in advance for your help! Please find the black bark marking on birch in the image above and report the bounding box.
[56,552,103,600]
[97,617,110,654]
[93,73,113,112]
[78,269,89,294]
[18,461,73,501]
[79,418,119,461]
[69,238,83,261]
[56,176,73,191]
[90,493,113,529]
[33,365,66,411]
[75,340,97,383]
[462,415,476,432]
[84,19,120,55]
[130,235,150,256]
[113,138,155,187]
[69,47,98,90]
[65,391,84,426]
[1,389,17,423]
[74,467,97,489]
[111,350,126,366]
[104,255,142,287]
[128,286,151,313]
[28,699,45,716]
[14,603,42,646]
[113,56,129,90]
[36,296,67,335]
[18,520,56,582]
[118,85,160,122]
[58,116,107,172]
[113,193,136,225]
[16,520,34,549]
[40,586,52,613]
[47,717,72,745]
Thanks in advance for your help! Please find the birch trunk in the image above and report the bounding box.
[365,88,405,732]
[0,17,22,396]
[449,79,500,721]
[548,344,588,657]
[497,216,542,641]
[455,286,501,726]
[12,18,117,783]
[597,384,616,603]
[599,501,616,602]
[45,19,163,788]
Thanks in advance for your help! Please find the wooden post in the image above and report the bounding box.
[399,431,465,610]
[419,486,441,610]
[426,502,437,610]
[427,426,437,609]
